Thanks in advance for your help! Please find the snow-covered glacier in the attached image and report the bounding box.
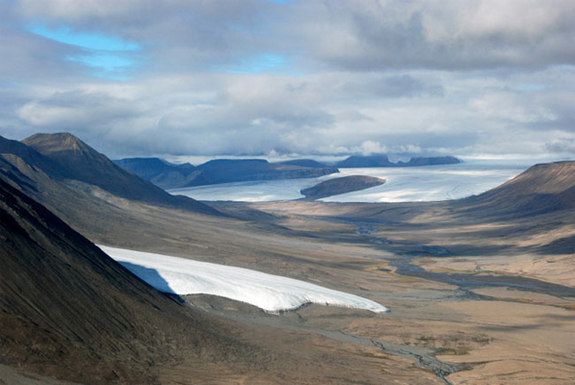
[99,245,388,314]
[170,161,529,203]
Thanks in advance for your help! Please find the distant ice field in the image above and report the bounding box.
[100,245,388,314]
[169,160,530,203]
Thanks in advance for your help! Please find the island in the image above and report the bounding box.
[300,175,385,200]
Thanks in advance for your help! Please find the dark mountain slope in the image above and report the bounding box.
[19,133,217,215]
[0,174,244,385]
[0,135,63,178]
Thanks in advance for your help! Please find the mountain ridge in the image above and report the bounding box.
[459,160,575,217]
[116,157,339,189]
[14,133,218,215]
[336,154,461,168]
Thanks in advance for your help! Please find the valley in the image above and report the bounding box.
[1,133,574,385]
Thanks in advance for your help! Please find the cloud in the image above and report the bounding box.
[14,0,575,72]
[546,136,575,154]
[26,24,141,79]
[27,24,140,51]
[285,0,575,71]
[0,0,574,158]
[217,53,288,74]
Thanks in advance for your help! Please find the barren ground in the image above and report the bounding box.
[40,182,571,385]
[5,177,574,384]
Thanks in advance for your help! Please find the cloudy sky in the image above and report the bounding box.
[1,0,575,158]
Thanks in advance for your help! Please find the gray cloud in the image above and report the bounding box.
[1,0,574,158]
[285,0,575,71]
[337,74,444,99]
[20,1,575,72]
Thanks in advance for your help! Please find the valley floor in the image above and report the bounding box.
[54,189,574,384]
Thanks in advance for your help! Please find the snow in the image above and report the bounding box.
[170,161,528,202]
[320,163,526,202]
[99,245,388,314]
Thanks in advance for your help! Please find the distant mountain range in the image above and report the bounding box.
[114,157,199,189]
[335,155,461,168]
[115,157,339,189]
[114,154,461,189]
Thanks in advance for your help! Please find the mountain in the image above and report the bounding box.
[0,173,239,385]
[115,157,339,189]
[484,161,575,200]
[398,156,461,167]
[336,154,461,168]
[191,159,338,186]
[336,154,394,168]
[300,175,385,200]
[0,135,64,178]
[114,157,195,180]
[19,133,217,215]
[275,159,331,168]
[461,161,575,217]
[114,157,200,189]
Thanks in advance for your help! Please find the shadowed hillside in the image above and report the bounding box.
[0,175,245,385]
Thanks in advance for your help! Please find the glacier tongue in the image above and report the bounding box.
[99,245,388,314]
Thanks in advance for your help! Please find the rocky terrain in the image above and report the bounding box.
[300,175,385,200]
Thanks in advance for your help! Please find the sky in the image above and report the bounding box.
[1,0,575,158]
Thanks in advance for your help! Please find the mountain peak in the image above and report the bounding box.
[20,132,219,215]
[23,132,92,156]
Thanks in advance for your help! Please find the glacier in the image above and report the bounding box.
[170,161,528,202]
[99,245,388,314]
